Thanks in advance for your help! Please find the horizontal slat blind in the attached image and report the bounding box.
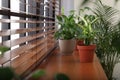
[0,0,60,75]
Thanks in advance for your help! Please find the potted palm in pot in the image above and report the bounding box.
[77,13,98,62]
[54,12,78,54]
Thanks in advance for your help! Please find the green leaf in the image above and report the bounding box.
[0,46,10,55]
[61,7,65,14]
[56,15,63,22]
[112,32,120,52]
[32,69,46,79]
[81,0,90,6]
[54,73,70,80]
[68,15,74,21]
[69,10,75,15]
[0,67,14,80]
[62,15,68,21]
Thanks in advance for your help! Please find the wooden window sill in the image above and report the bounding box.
[33,48,108,80]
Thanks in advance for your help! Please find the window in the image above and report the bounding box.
[0,0,60,76]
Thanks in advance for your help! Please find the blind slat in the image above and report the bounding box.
[0,0,60,75]
[0,26,55,36]
[0,38,47,64]
[0,19,56,23]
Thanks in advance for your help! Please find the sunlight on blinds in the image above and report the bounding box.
[11,16,20,50]
[0,0,1,9]
[10,0,20,12]
[0,0,1,43]
[0,0,60,76]
[0,15,1,43]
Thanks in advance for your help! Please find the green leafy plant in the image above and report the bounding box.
[0,67,70,80]
[0,67,20,80]
[0,46,10,56]
[24,68,70,80]
[0,67,14,80]
[77,8,99,45]
[54,73,70,80]
[54,11,78,40]
[31,69,46,79]
[92,0,120,80]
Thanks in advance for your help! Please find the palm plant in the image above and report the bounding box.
[81,0,119,6]
[92,0,120,80]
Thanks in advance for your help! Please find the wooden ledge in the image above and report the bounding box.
[33,48,108,80]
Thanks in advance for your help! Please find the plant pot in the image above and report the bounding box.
[77,45,96,63]
[59,39,76,54]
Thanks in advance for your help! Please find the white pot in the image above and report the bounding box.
[59,39,76,54]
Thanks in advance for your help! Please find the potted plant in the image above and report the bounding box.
[0,67,20,80]
[54,11,78,54]
[76,11,98,62]
[92,1,120,79]
[26,69,70,80]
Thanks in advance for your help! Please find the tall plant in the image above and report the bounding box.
[77,13,98,45]
[81,0,119,6]
[54,10,78,40]
[92,0,120,80]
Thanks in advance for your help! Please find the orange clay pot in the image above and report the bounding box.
[77,45,96,63]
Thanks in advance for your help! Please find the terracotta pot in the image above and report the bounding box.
[59,39,76,54]
[77,45,96,63]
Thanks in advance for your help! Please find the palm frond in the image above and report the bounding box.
[81,0,90,6]
[93,1,120,80]
[81,0,119,6]
[93,0,119,28]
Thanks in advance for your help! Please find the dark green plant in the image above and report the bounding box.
[92,0,120,80]
[54,73,70,80]
[77,8,99,45]
[0,67,21,80]
[31,69,46,79]
[54,11,78,40]
[0,67,70,80]
[25,69,70,80]
[0,67,14,80]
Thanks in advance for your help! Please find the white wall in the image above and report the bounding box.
[61,0,74,16]
[74,0,82,15]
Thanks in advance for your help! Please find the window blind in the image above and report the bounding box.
[0,0,60,75]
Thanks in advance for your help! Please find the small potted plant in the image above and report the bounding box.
[54,11,78,54]
[77,12,98,62]
[0,67,20,80]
